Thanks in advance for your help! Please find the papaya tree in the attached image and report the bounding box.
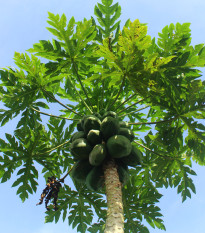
[0,0,205,232]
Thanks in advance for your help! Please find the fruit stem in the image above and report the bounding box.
[129,117,177,125]
[31,107,80,121]
[107,76,126,111]
[117,98,146,114]
[72,61,94,113]
[42,88,82,117]
[134,141,180,159]
[34,140,70,157]
[68,76,93,114]
[113,93,137,112]
[59,165,74,182]
[119,106,150,118]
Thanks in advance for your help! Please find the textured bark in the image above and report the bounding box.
[103,159,124,233]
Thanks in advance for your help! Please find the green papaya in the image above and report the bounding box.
[117,164,129,185]
[102,111,118,119]
[71,160,93,183]
[77,121,83,131]
[71,131,86,142]
[118,128,135,142]
[93,112,102,119]
[83,115,101,134]
[106,135,132,158]
[100,116,120,141]
[120,145,142,167]
[80,115,88,129]
[89,144,107,166]
[86,165,104,191]
[81,115,94,130]
[99,109,106,116]
[119,121,130,128]
[69,138,92,160]
[87,129,102,145]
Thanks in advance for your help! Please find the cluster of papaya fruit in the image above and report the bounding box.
[69,111,142,191]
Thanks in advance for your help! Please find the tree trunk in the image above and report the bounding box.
[103,159,124,233]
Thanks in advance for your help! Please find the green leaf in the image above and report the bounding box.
[95,0,121,38]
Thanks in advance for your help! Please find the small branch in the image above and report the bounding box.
[107,76,126,111]
[133,141,179,160]
[117,98,146,114]
[31,107,80,121]
[105,87,115,110]
[113,93,137,112]
[69,77,93,114]
[59,165,74,182]
[101,80,105,110]
[108,34,113,52]
[72,62,94,112]
[129,117,177,125]
[42,88,82,117]
[35,140,70,157]
[119,106,149,118]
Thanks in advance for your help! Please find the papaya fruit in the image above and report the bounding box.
[81,115,95,130]
[117,164,129,185]
[118,128,135,142]
[86,165,104,191]
[77,121,83,131]
[120,145,142,167]
[93,112,102,119]
[102,111,118,119]
[71,160,93,183]
[89,144,107,166]
[115,159,130,184]
[106,135,132,158]
[99,109,106,116]
[100,116,120,141]
[83,115,101,134]
[69,138,92,160]
[87,129,102,145]
[80,115,89,129]
[119,121,130,128]
[71,131,86,142]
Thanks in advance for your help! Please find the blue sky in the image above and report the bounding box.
[0,0,205,232]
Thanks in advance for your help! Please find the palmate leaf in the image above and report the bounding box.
[47,12,96,59]
[0,129,39,201]
[0,60,63,128]
[47,12,70,41]
[124,22,205,166]
[142,132,197,202]
[127,23,204,99]
[88,220,105,233]
[29,12,97,64]
[0,70,39,126]
[158,22,191,53]
[12,160,38,202]
[0,136,24,183]
[27,39,67,60]
[94,0,121,38]
[13,52,65,87]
